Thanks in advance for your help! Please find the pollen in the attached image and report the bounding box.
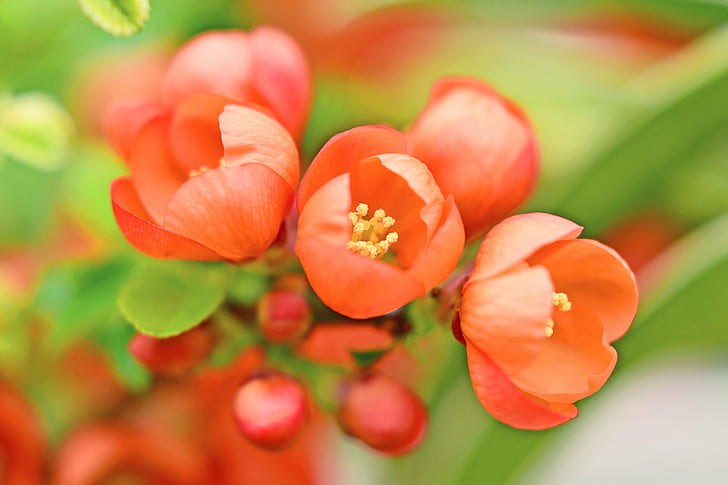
[346,203,399,259]
[544,318,554,338]
[189,158,228,178]
[552,292,572,312]
[545,292,571,338]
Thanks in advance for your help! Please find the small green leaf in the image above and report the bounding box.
[78,0,150,37]
[0,92,74,172]
[118,261,231,337]
[226,265,271,306]
[350,347,393,368]
[405,295,441,340]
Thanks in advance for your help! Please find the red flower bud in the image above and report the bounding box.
[233,372,308,450]
[128,325,215,377]
[337,373,427,455]
[257,289,312,343]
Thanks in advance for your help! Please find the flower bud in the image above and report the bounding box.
[233,371,308,450]
[337,373,427,455]
[407,77,539,239]
[128,325,215,377]
[257,289,312,343]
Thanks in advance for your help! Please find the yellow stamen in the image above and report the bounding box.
[347,203,398,259]
[544,318,554,338]
[545,292,571,338]
[189,158,228,178]
[552,292,572,312]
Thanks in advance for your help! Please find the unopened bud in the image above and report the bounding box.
[233,371,308,450]
[128,325,215,377]
[258,289,311,343]
[337,373,428,455]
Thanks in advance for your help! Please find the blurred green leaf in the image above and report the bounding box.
[226,264,271,306]
[35,259,133,351]
[350,347,393,368]
[94,316,151,391]
[78,0,150,37]
[0,92,74,171]
[545,26,728,233]
[0,158,54,245]
[118,261,231,337]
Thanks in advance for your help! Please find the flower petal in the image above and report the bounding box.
[527,239,638,342]
[220,104,299,190]
[474,212,583,280]
[168,93,229,174]
[296,238,425,319]
[460,265,553,374]
[406,196,465,290]
[163,164,293,262]
[162,31,253,106]
[129,116,186,224]
[349,155,435,268]
[249,26,311,140]
[103,100,165,164]
[297,125,407,209]
[296,174,351,248]
[510,305,617,403]
[407,77,538,238]
[296,322,394,367]
[110,177,220,260]
[466,345,577,430]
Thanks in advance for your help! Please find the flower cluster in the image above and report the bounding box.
[107,26,638,454]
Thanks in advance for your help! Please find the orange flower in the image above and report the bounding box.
[458,213,638,429]
[295,125,465,318]
[111,94,298,261]
[0,383,45,485]
[162,28,311,141]
[407,77,539,239]
[106,28,310,158]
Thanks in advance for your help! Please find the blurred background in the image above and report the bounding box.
[1,0,727,483]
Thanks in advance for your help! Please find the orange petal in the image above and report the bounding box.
[510,305,617,403]
[296,322,393,366]
[220,104,299,190]
[406,196,465,290]
[129,116,186,224]
[460,265,553,374]
[103,100,165,164]
[162,31,253,106]
[164,164,293,262]
[528,239,638,342]
[349,155,432,268]
[296,173,351,248]
[249,26,311,140]
[110,177,220,260]
[296,238,425,319]
[297,125,407,209]
[407,77,539,238]
[474,212,583,280]
[466,345,578,430]
[168,93,229,173]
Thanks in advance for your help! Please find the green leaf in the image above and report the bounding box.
[94,316,151,392]
[544,26,728,232]
[350,347,393,368]
[78,0,150,37]
[226,264,271,306]
[0,92,74,171]
[35,259,134,351]
[118,261,231,337]
[0,158,54,245]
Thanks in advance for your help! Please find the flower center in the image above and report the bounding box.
[189,157,228,178]
[346,203,399,259]
[545,292,571,338]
